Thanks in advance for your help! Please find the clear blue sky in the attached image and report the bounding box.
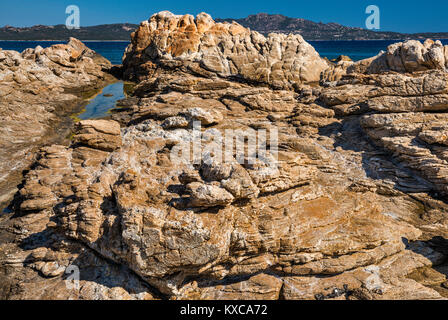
[1,0,447,33]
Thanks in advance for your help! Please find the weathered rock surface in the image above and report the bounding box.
[362,39,448,74]
[74,120,122,152]
[2,14,448,301]
[0,38,113,210]
[318,63,448,199]
[122,11,329,89]
[323,39,448,81]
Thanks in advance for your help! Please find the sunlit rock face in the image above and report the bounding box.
[122,11,329,89]
[0,38,112,210]
[2,13,448,301]
[322,39,448,82]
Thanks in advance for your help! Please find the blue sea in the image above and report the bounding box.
[2,39,448,120]
[2,40,448,64]
[309,39,448,61]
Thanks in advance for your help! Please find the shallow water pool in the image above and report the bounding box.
[77,81,127,120]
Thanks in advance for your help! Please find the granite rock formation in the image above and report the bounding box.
[323,39,448,81]
[122,11,328,89]
[0,38,113,209]
[2,13,448,300]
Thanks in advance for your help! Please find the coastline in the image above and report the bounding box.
[2,38,448,42]
[308,38,448,41]
[0,39,131,42]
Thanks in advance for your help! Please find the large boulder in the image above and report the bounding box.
[364,39,448,74]
[322,39,448,82]
[122,11,329,89]
[74,120,122,152]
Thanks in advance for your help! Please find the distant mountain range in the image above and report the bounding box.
[1,13,448,41]
[0,24,138,41]
[216,13,448,40]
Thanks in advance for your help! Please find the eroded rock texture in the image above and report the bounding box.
[0,38,113,209]
[2,13,448,300]
[323,39,448,81]
[122,11,328,88]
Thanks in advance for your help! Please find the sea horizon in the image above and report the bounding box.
[3,39,448,64]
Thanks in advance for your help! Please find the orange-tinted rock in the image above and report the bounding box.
[123,11,329,88]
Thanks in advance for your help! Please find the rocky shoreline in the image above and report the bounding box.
[2,11,448,300]
[0,38,117,211]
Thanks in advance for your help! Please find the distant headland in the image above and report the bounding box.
[1,13,448,41]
